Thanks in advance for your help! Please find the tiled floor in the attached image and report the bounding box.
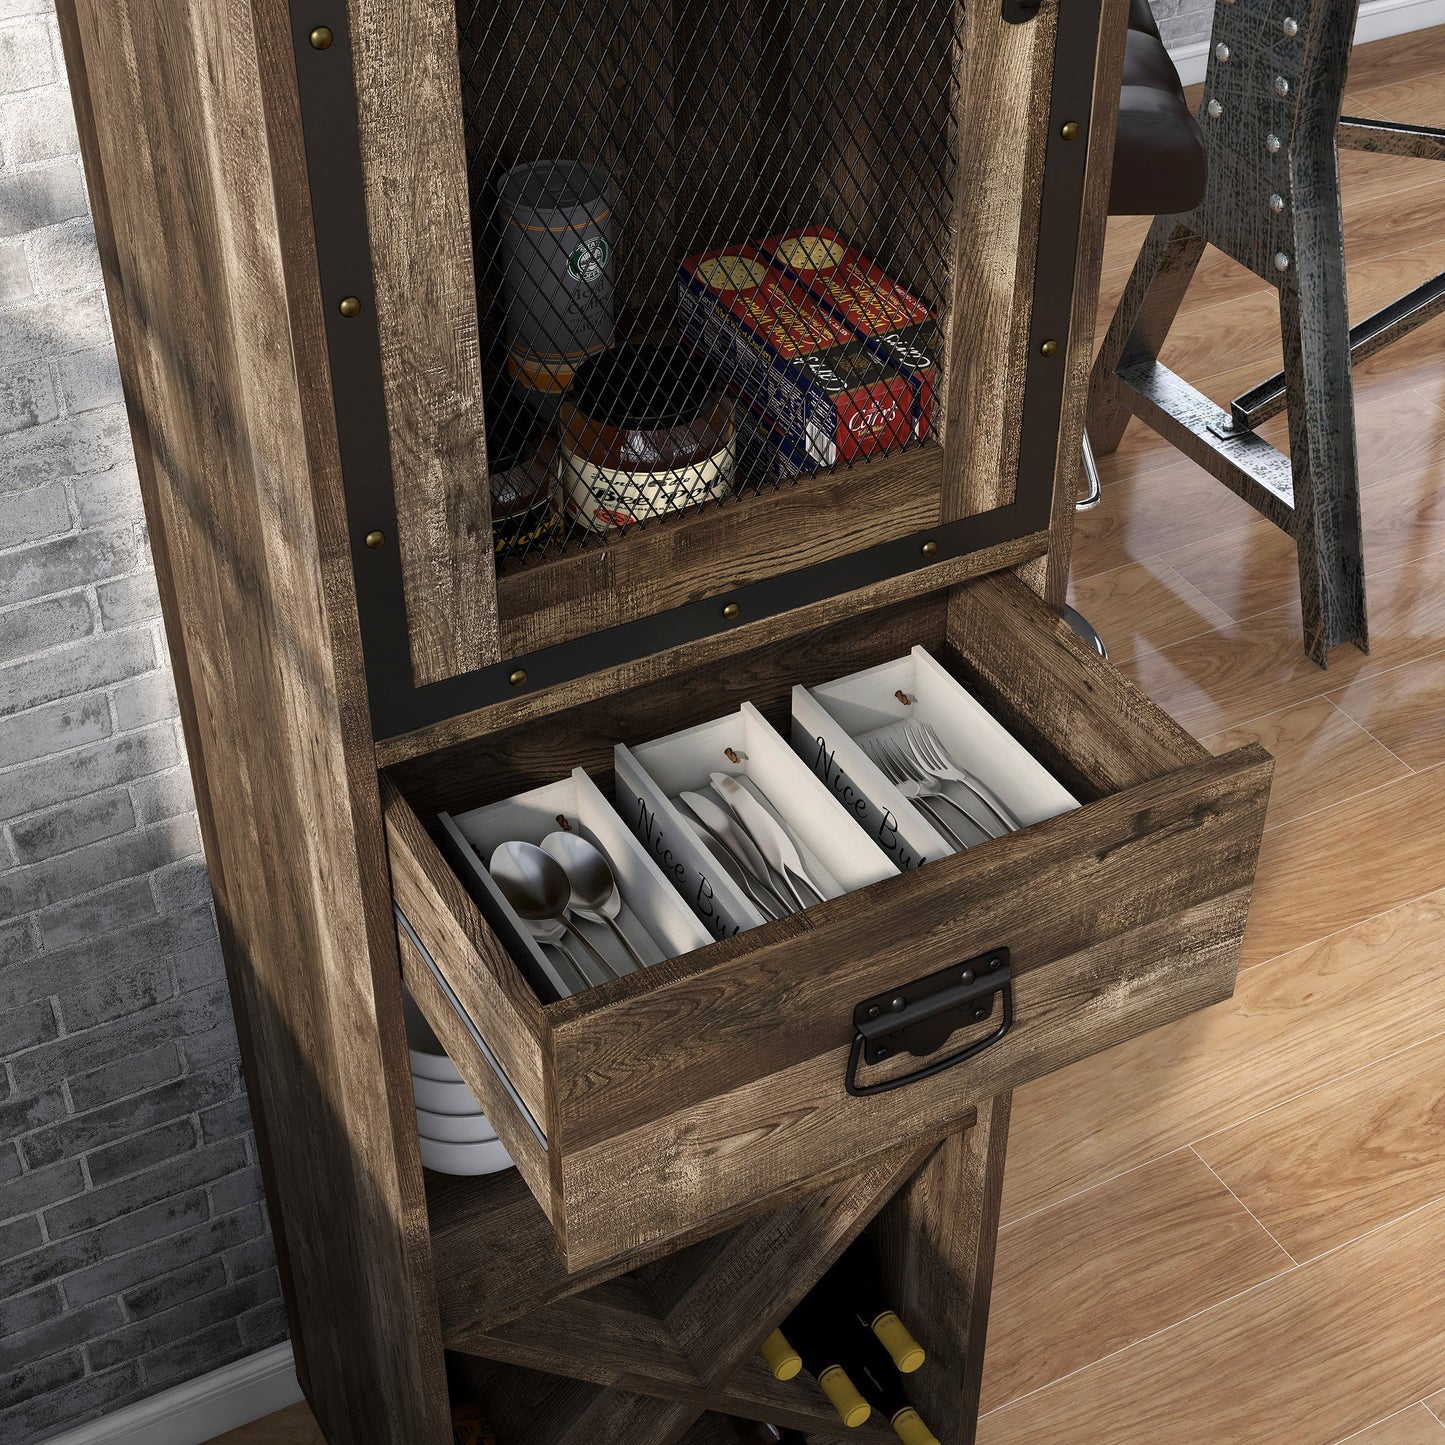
[213,25,1445,1445]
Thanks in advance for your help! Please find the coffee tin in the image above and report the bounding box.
[498,160,614,404]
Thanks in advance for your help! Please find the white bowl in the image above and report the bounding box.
[411,1073,483,1116]
[404,991,463,1082]
[418,1134,514,1177]
[416,1107,497,1144]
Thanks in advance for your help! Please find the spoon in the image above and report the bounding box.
[541,831,650,970]
[523,916,593,995]
[489,841,620,981]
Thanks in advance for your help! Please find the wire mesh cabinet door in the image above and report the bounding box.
[292,0,1112,740]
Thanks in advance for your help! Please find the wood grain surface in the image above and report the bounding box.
[1202,696,1410,829]
[494,447,946,658]
[980,34,1445,1435]
[1330,652,1445,771]
[875,1097,1014,1445]
[57,0,450,1439]
[350,0,499,684]
[1002,886,1445,1224]
[1121,550,1445,738]
[376,532,1048,769]
[983,1149,1290,1411]
[976,1197,1445,1445]
[1240,761,1445,968]
[1344,1407,1445,1445]
[1067,558,1231,665]
[939,0,1055,518]
[1197,1033,1445,1262]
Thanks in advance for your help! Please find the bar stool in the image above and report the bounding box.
[1088,0,1366,666]
[1068,0,1207,665]
[1079,0,1209,511]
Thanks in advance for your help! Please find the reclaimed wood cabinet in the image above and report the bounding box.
[55,0,1272,1439]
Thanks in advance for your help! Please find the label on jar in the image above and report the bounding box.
[558,439,736,531]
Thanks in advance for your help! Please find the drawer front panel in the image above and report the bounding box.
[557,890,1253,1265]
[547,749,1271,1150]
[544,753,1269,1264]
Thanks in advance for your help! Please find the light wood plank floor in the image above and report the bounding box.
[213,25,1445,1445]
[982,24,1445,1445]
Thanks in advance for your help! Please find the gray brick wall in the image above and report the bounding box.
[1152,0,1217,49]
[0,5,286,1441]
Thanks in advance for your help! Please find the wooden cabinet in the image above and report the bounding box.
[55,0,1270,1440]
[387,573,1271,1270]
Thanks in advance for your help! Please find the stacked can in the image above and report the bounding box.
[498,160,614,412]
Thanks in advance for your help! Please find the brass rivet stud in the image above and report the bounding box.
[722,601,740,621]
[1060,121,1080,141]
[1040,339,1059,357]
[338,295,361,317]
[921,539,939,558]
[309,25,334,49]
[509,669,528,688]
[364,530,385,549]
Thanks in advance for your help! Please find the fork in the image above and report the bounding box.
[859,733,974,849]
[900,720,1023,834]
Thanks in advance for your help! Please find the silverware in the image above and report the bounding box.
[859,733,972,850]
[679,790,790,919]
[710,772,826,911]
[488,840,622,982]
[522,917,593,994]
[899,720,1023,834]
[541,830,651,970]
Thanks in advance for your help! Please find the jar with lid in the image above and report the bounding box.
[557,342,736,531]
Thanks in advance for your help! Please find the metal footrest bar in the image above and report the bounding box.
[1230,268,1445,431]
[1110,358,1296,532]
[1337,114,1445,161]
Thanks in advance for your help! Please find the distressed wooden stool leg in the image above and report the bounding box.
[1089,220,1207,455]
[1279,176,1368,665]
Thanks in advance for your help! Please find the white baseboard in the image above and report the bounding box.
[1168,0,1445,85]
[42,1343,303,1445]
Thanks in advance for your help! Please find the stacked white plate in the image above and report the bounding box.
[404,992,513,1177]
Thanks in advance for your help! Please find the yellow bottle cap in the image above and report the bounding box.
[819,1365,872,1428]
[759,1329,802,1381]
[892,1407,941,1445]
[873,1311,926,1374]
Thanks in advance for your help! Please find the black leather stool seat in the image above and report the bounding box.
[1110,0,1208,217]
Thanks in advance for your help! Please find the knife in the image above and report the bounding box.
[679,791,790,918]
[679,797,786,919]
[709,772,828,912]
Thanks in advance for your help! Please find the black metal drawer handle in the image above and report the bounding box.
[845,949,1014,1097]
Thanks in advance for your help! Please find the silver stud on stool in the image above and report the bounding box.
[1208,98,1224,119]
[1266,133,1282,153]
[1216,42,1230,60]
[1275,76,1290,96]
[1274,252,1291,272]
[1283,14,1299,33]
[1269,193,1286,212]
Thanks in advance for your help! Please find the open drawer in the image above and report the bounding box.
[383,574,1272,1271]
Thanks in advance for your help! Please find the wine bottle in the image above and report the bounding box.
[779,1292,872,1428]
[737,1423,809,1445]
[759,1328,802,1381]
[827,1237,926,1374]
[845,1322,942,1445]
